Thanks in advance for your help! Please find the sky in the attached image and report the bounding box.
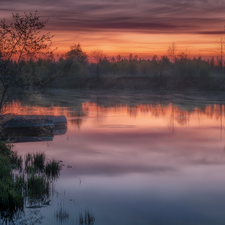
[1,0,225,58]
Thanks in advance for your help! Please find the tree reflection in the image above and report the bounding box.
[2,100,225,133]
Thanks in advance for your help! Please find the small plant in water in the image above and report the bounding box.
[27,173,50,200]
[54,202,69,223]
[25,152,46,172]
[45,159,60,178]
[79,209,95,225]
[33,152,45,171]
[25,152,60,177]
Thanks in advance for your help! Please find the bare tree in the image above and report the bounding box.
[167,42,177,63]
[90,49,104,78]
[167,42,177,75]
[216,37,225,75]
[0,11,53,109]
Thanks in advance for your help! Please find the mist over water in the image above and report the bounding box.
[7,90,225,225]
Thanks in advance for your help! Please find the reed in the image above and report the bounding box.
[0,142,60,223]
[79,209,95,225]
[27,173,50,199]
[54,203,69,223]
[45,159,60,179]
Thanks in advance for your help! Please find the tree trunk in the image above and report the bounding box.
[0,86,8,110]
[96,63,99,79]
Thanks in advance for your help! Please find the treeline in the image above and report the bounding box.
[11,44,225,90]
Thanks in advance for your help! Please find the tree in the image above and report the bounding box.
[167,42,177,63]
[216,37,225,75]
[65,43,88,66]
[90,49,104,78]
[0,11,53,109]
[158,55,170,86]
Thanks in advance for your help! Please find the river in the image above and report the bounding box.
[5,89,225,225]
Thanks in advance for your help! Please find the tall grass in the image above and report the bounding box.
[45,159,60,178]
[25,152,45,172]
[0,153,24,213]
[27,173,50,199]
[0,142,61,222]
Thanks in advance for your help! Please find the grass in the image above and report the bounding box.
[0,142,60,223]
[25,152,45,172]
[45,159,60,178]
[25,153,60,178]
[10,151,23,170]
[54,202,69,223]
[0,152,24,214]
[27,173,50,199]
[79,209,95,225]
[33,152,45,171]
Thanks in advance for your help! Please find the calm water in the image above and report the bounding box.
[6,90,225,225]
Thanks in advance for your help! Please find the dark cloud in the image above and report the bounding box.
[0,0,225,35]
[198,31,225,35]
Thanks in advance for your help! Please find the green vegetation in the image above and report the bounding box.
[45,159,60,178]
[0,153,24,214]
[25,152,46,171]
[0,142,60,223]
[27,173,49,200]
[15,47,225,91]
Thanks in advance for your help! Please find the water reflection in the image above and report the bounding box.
[1,115,67,143]
[2,91,225,225]
[2,101,225,130]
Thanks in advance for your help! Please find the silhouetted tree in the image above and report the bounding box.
[0,11,53,109]
[65,43,88,66]
[168,42,177,63]
[158,55,170,86]
[116,55,121,62]
[216,38,225,75]
[90,49,104,78]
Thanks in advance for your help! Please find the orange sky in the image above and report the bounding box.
[1,0,225,58]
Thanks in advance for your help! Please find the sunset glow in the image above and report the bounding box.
[1,0,225,58]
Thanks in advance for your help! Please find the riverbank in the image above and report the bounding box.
[46,75,225,91]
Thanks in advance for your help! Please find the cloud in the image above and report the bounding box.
[0,0,225,35]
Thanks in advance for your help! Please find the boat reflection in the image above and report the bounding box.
[1,115,67,143]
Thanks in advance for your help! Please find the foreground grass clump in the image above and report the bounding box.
[27,173,50,199]
[25,152,46,172]
[0,143,24,213]
[0,142,22,170]
[0,142,61,223]
[25,152,60,177]
[0,155,24,213]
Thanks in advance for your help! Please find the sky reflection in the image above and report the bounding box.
[9,94,225,225]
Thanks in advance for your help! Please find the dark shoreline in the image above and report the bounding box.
[47,76,225,92]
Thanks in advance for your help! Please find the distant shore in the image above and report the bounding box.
[47,75,225,92]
